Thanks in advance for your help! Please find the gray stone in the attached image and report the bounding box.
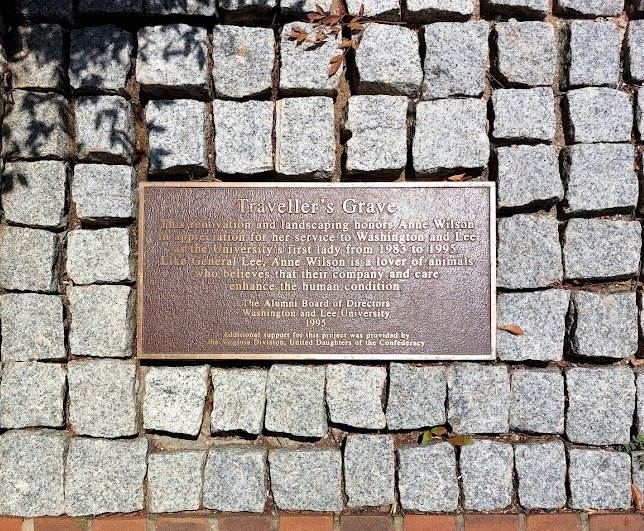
[79,0,143,13]
[268,449,343,512]
[204,447,267,512]
[344,434,394,507]
[460,440,513,511]
[510,369,565,433]
[566,88,632,143]
[447,364,510,434]
[558,0,623,16]
[2,161,67,228]
[569,291,638,360]
[147,99,209,175]
[0,226,59,292]
[496,145,563,210]
[2,90,72,160]
[627,21,644,84]
[567,21,620,88]
[0,362,66,429]
[70,26,133,94]
[72,164,137,222]
[563,218,642,280]
[397,443,458,512]
[281,0,331,13]
[422,22,488,100]
[144,366,209,437]
[9,25,65,91]
[14,0,74,25]
[65,438,148,516]
[76,96,135,164]
[413,98,489,177]
[515,442,566,509]
[275,97,335,180]
[69,285,135,358]
[406,0,474,22]
[343,95,408,178]
[484,0,548,17]
[211,368,267,435]
[214,100,273,175]
[149,451,204,513]
[568,449,631,510]
[497,214,562,289]
[495,20,556,86]
[265,365,327,438]
[355,24,423,96]
[212,25,274,99]
[637,372,644,433]
[0,430,68,517]
[137,25,209,98]
[492,88,555,142]
[326,364,386,429]
[386,363,446,430]
[0,293,65,361]
[146,0,217,15]
[562,144,637,215]
[67,228,133,285]
[218,0,277,15]
[566,366,635,446]
[346,0,400,19]
[633,452,644,499]
[68,360,139,438]
[637,92,644,141]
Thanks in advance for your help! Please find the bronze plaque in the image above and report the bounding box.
[138,182,496,360]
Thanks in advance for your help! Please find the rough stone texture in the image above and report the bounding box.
[460,440,513,511]
[627,21,644,84]
[75,96,135,164]
[344,435,395,507]
[211,367,267,435]
[326,364,386,429]
[633,452,644,500]
[268,449,343,512]
[346,0,400,19]
[566,88,632,143]
[79,0,143,13]
[214,100,273,175]
[0,293,65,361]
[492,88,555,142]
[0,430,68,517]
[386,363,446,430]
[567,21,620,88]
[558,0,623,16]
[275,97,335,180]
[494,20,556,86]
[484,0,548,17]
[497,214,562,289]
[638,372,644,434]
[136,25,209,98]
[355,24,423,96]
[398,443,458,512]
[212,25,274,99]
[143,365,209,437]
[65,438,148,516]
[637,93,644,141]
[562,144,637,215]
[147,99,209,174]
[0,362,66,429]
[217,0,277,15]
[281,0,331,13]
[447,364,510,434]
[265,365,327,438]
[14,0,74,25]
[68,360,139,438]
[67,228,133,285]
[9,25,65,90]
[1,161,67,228]
[72,164,137,222]
[0,226,59,292]
[515,442,566,509]
[69,285,135,358]
[149,452,204,513]
[510,369,565,433]
[413,98,489,177]
[204,447,267,512]
[69,25,133,94]
[406,0,474,22]
[422,22,488,100]
[2,90,72,160]
[146,0,217,15]
[566,367,635,446]
[568,449,631,510]
[563,218,642,280]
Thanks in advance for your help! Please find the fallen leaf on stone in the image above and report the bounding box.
[447,173,466,181]
[633,483,643,511]
[447,435,475,446]
[237,46,248,57]
[497,324,524,335]
[632,358,644,367]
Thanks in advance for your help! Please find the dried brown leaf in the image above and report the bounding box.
[497,324,525,336]
[447,173,466,181]
[633,484,643,512]
[631,357,644,367]
[316,3,325,14]
[348,22,365,30]
[359,3,365,15]
[237,45,248,57]
[338,39,354,48]
[330,54,344,63]
[329,57,343,76]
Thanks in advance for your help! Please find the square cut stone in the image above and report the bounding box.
[515,442,566,509]
[9,25,65,91]
[627,21,644,84]
[149,452,204,513]
[79,0,143,13]
[14,0,74,25]
[492,88,555,142]
[406,0,474,22]
[346,0,400,19]
[143,365,209,437]
[460,440,513,511]
[355,24,423,96]
[2,161,67,228]
[69,285,135,358]
[483,0,549,17]
[637,372,644,434]
[146,0,217,14]
[76,96,135,164]
[344,434,394,507]
[566,88,632,143]
[0,362,66,429]
[413,98,489,177]
[67,228,133,285]
[72,164,137,222]
[0,226,59,292]
[563,219,641,280]
[557,0,624,16]
[211,368,267,435]
[510,369,564,433]
[68,360,139,438]
[567,21,620,88]
[638,93,644,141]
[218,0,277,16]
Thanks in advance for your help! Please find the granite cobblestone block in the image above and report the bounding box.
[492,87,555,142]
[146,0,217,15]
[80,0,143,13]
[406,0,474,22]
[14,0,74,25]
[217,0,277,16]
[211,368,267,435]
[484,0,548,17]
[567,21,620,88]
[510,369,564,434]
[461,440,513,511]
[569,449,631,510]
[637,372,644,433]
[627,21,644,84]
[344,434,395,507]
[557,0,624,16]
[149,452,204,513]
[346,0,400,19]
[515,442,566,509]
[9,24,65,91]
[67,228,133,285]
[566,88,632,143]
[280,0,331,14]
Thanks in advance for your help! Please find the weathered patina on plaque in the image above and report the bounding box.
[138,183,495,360]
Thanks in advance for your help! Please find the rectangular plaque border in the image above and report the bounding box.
[137,181,497,361]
